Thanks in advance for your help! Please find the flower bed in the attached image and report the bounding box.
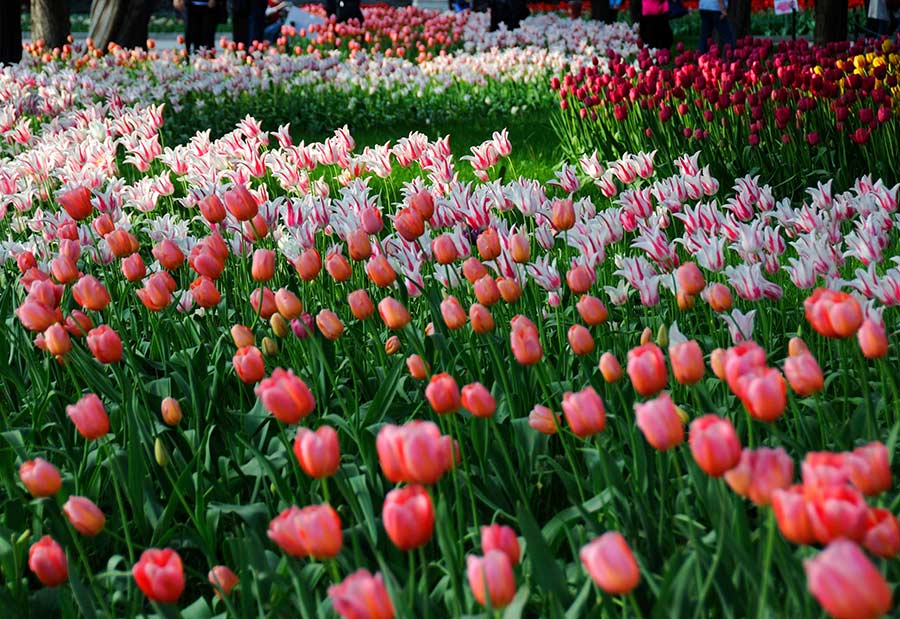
[0,93,898,617]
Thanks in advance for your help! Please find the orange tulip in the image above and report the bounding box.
[121,253,147,281]
[469,303,495,334]
[231,324,255,349]
[16,301,60,332]
[346,228,372,261]
[440,296,467,330]
[366,255,396,288]
[473,275,500,306]
[497,277,522,303]
[328,570,395,619]
[551,197,575,231]
[675,262,705,296]
[669,340,704,385]
[72,275,111,311]
[510,317,542,365]
[190,276,221,308]
[152,239,185,271]
[528,404,560,434]
[734,367,787,422]
[274,288,302,319]
[19,458,62,497]
[577,295,607,326]
[63,496,105,537]
[771,486,816,545]
[804,288,863,338]
[410,189,434,219]
[509,233,530,263]
[198,194,226,223]
[806,485,868,544]
[251,249,276,282]
[105,228,139,258]
[326,252,352,282]
[86,325,122,364]
[862,508,900,558]
[461,382,496,418]
[599,352,623,382]
[347,289,374,320]
[360,207,384,235]
[376,421,453,485]
[208,565,239,599]
[844,442,892,496]
[463,257,489,284]
[857,318,888,359]
[467,551,516,609]
[724,447,794,506]
[580,532,640,595]
[477,228,501,260]
[384,335,401,355]
[566,265,593,294]
[568,324,595,355]
[50,255,79,284]
[432,234,458,265]
[706,283,733,312]
[294,248,322,282]
[256,367,316,423]
[64,310,93,337]
[393,207,424,241]
[161,397,183,426]
[783,352,824,396]
[378,297,411,330]
[44,323,72,357]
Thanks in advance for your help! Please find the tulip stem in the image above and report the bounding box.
[408,550,416,613]
[756,510,776,619]
[418,547,430,619]
[102,439,136,564]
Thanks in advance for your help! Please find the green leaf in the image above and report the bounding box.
[502,585,530,619]
[516,503,571,607]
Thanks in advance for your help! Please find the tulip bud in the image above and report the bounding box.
[385,335,401,355]
[161,397,182,426]
[262,336,279,356]
[155,437,168,467]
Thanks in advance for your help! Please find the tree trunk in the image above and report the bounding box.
[727,0,752,38]
[89,0,152,50]
[0,0,23,64]
[815,0,848,42]
[30,0,70,49]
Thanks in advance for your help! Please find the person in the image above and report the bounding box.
[232,0,250,47]
[698,0,735,53]
[249,0,268,43]
[640,0,672,49]
[0,0,23,65]
[489,0,530,31]
[175,0,219,51]
[263,0,288,42]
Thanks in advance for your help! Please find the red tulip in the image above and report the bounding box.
[328,569,395,619]
[425,372,461,414]
[29,536,68,587]
[688,414,741,477]
[467,550,516,609]
[346,228,372,261]
[705,282,733,312]
[268,504,343,558]
[251,249,276,282]
[63,496,105,536]
[724,447,794,506]
[734,368,787,422]
[562,386,606,438]
[66,393,109,440]
[44,323,72,357]
[394,207,424,241]
[132,548,185,604]
[481,524,520,565]
[58,186,93,220]
[348,290,375,320]
[568,324,595,356]
[152,239,185,271]
[249,287,277,319]
[233,346,265,384]
[376,421,453,485]
[634,393,684,451]
[316,309,344,340]
[223,184,258,221]
[626,343,667,396]
[86,325,123,364]
[19,457,62,497]
[771,486,816,545]
[469,303,495,334]
[50,255,79,284]
[366,255,396,288]
[105,228,139,258]
[783,352,824,396]
[805,485,868,544]
[804,288,863,338]
[669,340,704,385]
[510,316,542,365]
[477,229,501,260]
[804,540,892,619]
[857,318,888,359]
[473,275,500,306]
[432,234,458,264]
[121,253,147,281]
[293,425,340,478]
[199,194,226,223]
[190,276,221,308]
[576,295,607,325]
[294,248,322,282]
[580,532,640,595]
[528,405,560,435]
[256,368,316,423]
[440,296,467,330]
[566,265,593,294]
[326,252,352,282]
[382,484,435,551]
[378,297,411,330]
[406,354,429,380]
[676,262,705,295]
[208,565,239,598]
[461,382,496,418]
[551,197,575,231]
[844,441,892,496]
[72,275,111,311]
[16,301,59,333]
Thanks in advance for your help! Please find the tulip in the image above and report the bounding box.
[634,393,684,451]
[802,451,848,489]
[268,504,343,559]
[20,458,62,497]
[804,288,863,338]
[251,249,276,282]
[137,274,174,312]
[669,340,704,385]
[576,295,607,326]
[562,386,606,438]
[272,288,301,320]
[567,324,595,356]
[208,565,239,599]
[233,346,265,384]
[256,368,316,424]
[461,257,488,284]
[153,239,185,271]
[328,569,395,619]
[160,396,182,426]
[348,290,374,320]
[270,314,289,338]
[599,352,623,382]
[326,253,353,282]
[496,278,522,303]
[805,485,868,544]
[857,318,888,359]
[676,291,695,310]
[406,354,429,380]
[783,352,824,396]
[58,185,93,220]
[360,207,384,235]
[243,213,269,242]
[804,540,892,619]
[528,405,560,435]
[66,393,109,440]
[86,325,123,364]
[383,485,435,551]
[771,486,816,545]
[65,310,93,338]
[376,421,452,485]
[346,228,372,261]
[844,442,891,496]
[862,508,900,558]
[509,233,530,263]
[132,548,185,604]
[294,426,340,478]
[469,303,495,334]
[316,310,344,340]
[249,287,277,319]
[734,368,787,422]
[440,296,467,330]
[477,228,501,260]
[580,532,640,595]
[190,276,221,308]
[17,251,37,272]
[294,248,322,281]
[28,536,68,587]
[723,341,767,392]
[17,301,58,334]
[510,318,542,365]
[473,275,500,306]
[706,283,733,312]
[44,323,72,357]
[461,382,496,418]
[121,253,147,281]
[432,235,458,264]
[467,551,516,609]
[50,255,79,284]
[384,336,401,355]
[676,262,705,295]
[410,190,434,219]
[366,255,396,288]
[198,194,226,223]
[481,524,520,564]
[688,414,741,477]
[566,265,593,294]
[788,337,809,357]
[394,207,424,241]
[626,343,667,396]
[551,197,575,230]
[378,298,411,330]
[223,184,258,221]
[724,447,794,506]
[231,324,254,349]
[72,275,111,311]
[63,496,105,537]
[105,228,139,258]
[425,373,461,414]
